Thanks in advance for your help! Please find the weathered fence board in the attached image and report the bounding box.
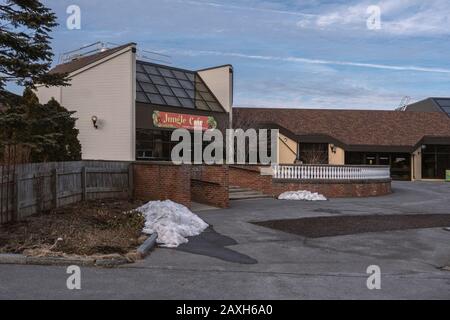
[0,160,131,224]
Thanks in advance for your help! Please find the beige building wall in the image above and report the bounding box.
[35,86,61,104]
[412,147,422,180]
[198,65,233,113]
[278,133,298,164]
[35,45,136,161]
[328,145,345,165]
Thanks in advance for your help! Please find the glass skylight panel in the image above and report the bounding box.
[171,87,188,98]
[179,80,194,90]
[137,72,150,82]
[136,63,145,73]
[136,92,149,103]
[206,101,223,112]
[136,61,224,111]
[163,96,181,107]
[156,85,173,96]
[165,77,181,88]
[436,99,450,107]
[185,90,195,99]
[195,100,209,110]
[179,98,195,108]
[148,94,165,105]
[143,64,159,75]
[158,67,174,78]
[442,106,450,115]
[199,91,214,102]
[186,73,195,81]
[149,75,166,85]
[196,83,208,92]
[139,82,158,94]
[172,70,188,80]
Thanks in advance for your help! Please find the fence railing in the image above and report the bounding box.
[0,161,131,224]
[272,164,391,181]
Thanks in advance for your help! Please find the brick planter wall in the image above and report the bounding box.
[191,165,229,208]
[133,162,191,208]
[271,179,391,198]
[230,165,391,198]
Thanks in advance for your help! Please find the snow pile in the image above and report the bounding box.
[278,190,327,201]
[136,200,208,248]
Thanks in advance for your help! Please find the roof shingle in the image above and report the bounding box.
[50,43,135,75]
[233,107,450,151]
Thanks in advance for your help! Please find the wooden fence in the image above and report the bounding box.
[0,161,132,224]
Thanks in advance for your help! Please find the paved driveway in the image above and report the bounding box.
[1,181,450,299]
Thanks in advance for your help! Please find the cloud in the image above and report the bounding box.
[169,49,450,74]
[296,0,450,36]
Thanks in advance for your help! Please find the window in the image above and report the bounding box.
[298,143,328,164]
[422,144,450,179]
[135,61,225,112]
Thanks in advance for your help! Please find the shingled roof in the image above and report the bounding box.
[233,108,450,152]
[50,43,135,75]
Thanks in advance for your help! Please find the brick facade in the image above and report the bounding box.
[191,165,229,208]
[133,162,191,208]
[133,163,229,209]
[230,166,391,198]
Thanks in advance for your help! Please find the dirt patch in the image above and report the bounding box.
[0,199,145,256]
[253,214,450,238]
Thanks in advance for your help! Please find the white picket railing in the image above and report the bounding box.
[272,165,390,181]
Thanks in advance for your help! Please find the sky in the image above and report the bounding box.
[7,0,450,109]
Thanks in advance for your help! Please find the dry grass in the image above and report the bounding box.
[0,199,146,257]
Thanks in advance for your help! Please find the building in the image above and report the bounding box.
[233,108,450,181]
[404,97,450,117]
[35,43,450,181]
[35,43,233,162]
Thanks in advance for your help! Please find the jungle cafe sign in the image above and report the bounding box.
[153,111,217,131]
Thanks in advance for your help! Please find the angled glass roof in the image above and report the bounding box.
[136,61,225,112]
[434,98,450,117]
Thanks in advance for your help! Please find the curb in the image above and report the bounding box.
[0,234,158,267]
[0,253,129,268]
[137,233,158,259]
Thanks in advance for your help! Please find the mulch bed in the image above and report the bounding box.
[253,214,450,238]
[0,199,145,256]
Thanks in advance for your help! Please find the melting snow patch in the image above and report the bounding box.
[136,200,209,248]
[278,190,327,201]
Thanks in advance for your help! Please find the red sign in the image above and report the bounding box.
[152,111,217,131]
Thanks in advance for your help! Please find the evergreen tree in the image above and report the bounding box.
[21,88,81,162]
[0,0,69,94]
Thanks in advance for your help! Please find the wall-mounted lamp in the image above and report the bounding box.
[91,115,98,129]
[330,144,337,154]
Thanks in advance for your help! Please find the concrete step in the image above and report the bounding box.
[229,186,272,200]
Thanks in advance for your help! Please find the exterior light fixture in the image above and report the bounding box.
[91,115,98,129]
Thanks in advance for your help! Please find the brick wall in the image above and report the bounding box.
[230,165,391,198]
[229,165,273,194]
[191,165,229,208]
[271,179,391,198]
[133,162,191,208]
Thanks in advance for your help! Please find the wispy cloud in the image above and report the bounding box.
[167,0,318,17]
[168,49,450,74]
[296,0,450,36]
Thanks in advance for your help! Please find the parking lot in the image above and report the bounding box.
[1,181,449,299]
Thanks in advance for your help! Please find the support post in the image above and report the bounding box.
[52,169,59,209]
[128,164,134,200]
[81,167,87,201]
[14,173,19,222]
